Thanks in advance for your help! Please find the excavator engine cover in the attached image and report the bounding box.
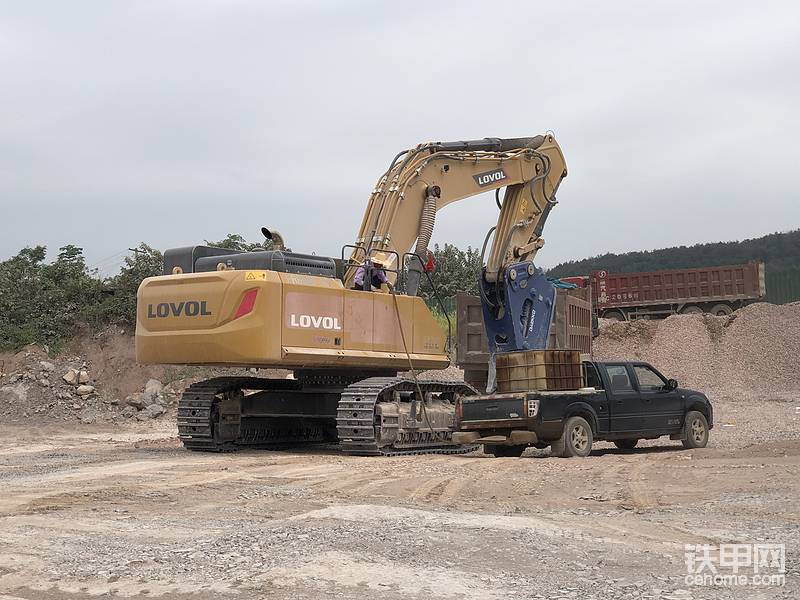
[481,262,555,353]
[163,245,337,278]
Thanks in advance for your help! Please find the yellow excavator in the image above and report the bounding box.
[135,134,567,454]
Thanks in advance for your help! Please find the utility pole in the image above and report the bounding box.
[128,247,142,262]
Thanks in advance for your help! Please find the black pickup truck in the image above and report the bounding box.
[453,361,713,457]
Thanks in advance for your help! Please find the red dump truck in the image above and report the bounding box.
[564,261,766,320]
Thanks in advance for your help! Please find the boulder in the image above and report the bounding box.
[76,385,95,396]
[120,406,137,419]
[142,379,164,403]
[63,369,78,385]
[0,384,27,404]
[125,393,147,410]
[39,361,55,372]
[38,378,51,387]
[78,370,90,384]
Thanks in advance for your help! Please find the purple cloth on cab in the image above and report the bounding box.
[354,266,389,287]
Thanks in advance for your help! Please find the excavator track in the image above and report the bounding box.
[177,376,328,452]
[179,375,478,455]
[336,377,478,456]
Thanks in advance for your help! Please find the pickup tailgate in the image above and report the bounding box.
[460,393,531,429]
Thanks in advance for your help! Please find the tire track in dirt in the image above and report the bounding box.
[626,460,660,509]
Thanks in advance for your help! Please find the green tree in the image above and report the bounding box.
[205,233,268,252]
[419,243,483,306]
[0,245,103,351]
[90,243,163,327]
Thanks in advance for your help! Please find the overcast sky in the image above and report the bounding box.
[1,1,798,274]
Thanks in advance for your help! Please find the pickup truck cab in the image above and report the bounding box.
[453,361,713,458]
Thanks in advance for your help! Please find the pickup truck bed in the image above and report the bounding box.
[453,361,713,457]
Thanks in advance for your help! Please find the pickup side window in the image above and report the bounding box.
[633,365,667,391]
[604,365,633,391]
[584,363,604,389]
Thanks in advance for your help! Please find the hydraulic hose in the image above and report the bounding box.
[405,186,439,297]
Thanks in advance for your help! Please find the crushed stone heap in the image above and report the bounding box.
[594,302,800,396]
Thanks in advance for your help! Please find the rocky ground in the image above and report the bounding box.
[0,306,798,599]
[0,328,274,426]
[0,388,797,600]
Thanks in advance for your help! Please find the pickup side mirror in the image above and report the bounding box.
[666,378,678,391]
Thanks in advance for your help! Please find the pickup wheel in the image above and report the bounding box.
[682,411,709,449]
[614,439,638,450]
[557,416,593,458]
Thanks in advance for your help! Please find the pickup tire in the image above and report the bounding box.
[485,445,525,458]
[555,416,593,458]
[614,439,638,450]
[682,411,709,449]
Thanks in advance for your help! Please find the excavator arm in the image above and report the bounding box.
[345,134,567,353]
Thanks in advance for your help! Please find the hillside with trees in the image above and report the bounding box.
[2,229,798,353]
[0,243,162,352]
[546,229,799,277]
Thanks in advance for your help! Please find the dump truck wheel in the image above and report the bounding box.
[560,416,593,458]
[710,303,733,316]
[614,438,638,450]
[603,310,625,321]
[682,411,709,449]
[681,305,703,315]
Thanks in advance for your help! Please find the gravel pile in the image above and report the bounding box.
[594,302,800,396]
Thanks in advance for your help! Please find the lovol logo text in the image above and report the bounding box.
[147,301,212,318]
[473,168,507,187]
[290,314,342,331]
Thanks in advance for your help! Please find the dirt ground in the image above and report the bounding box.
[0,398,797,600]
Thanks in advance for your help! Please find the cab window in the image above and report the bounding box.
[633,365,666,391]
[584,363,604,389]
[604,365,633,391]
